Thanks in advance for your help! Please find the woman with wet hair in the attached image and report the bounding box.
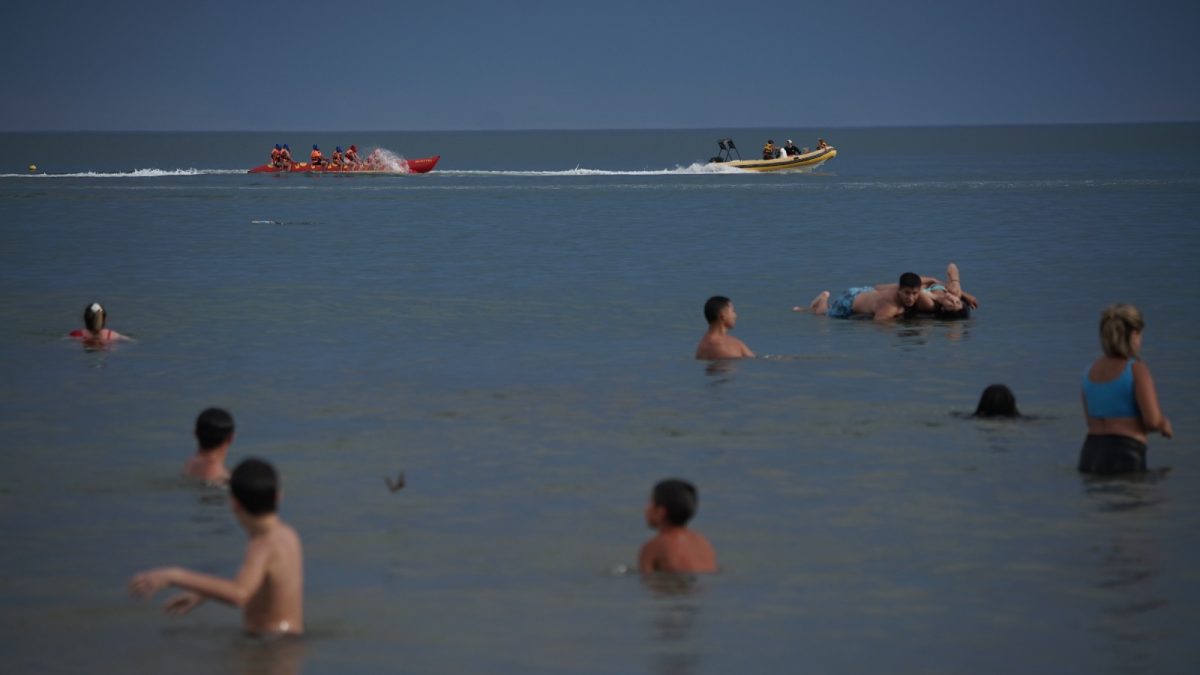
[70,302,128,344]
[1078,304,1172,474]
[973,384,1019,418]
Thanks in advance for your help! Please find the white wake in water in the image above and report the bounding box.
[1,168,245,178]
[441,162,750,177]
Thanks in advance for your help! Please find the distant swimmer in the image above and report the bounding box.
[279,144,293,166]
[69,302,129,345]
[183,408,235,484]
[974,384,1020,418]
[344,144,360,167]
[270,144,283,168]
[762,139,776,160]
[310,144,325,167]
[639,479,717,575]
[695,296,754,360]
[1079,304,1173,475]
[129,459,305,636]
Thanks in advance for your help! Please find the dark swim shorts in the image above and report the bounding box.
[1077,434,1148,474]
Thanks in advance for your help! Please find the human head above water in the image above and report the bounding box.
[83,302,106,332]
[973,384,1019,418]
[1099,304,1144,359]
[230,458,278,516]
[195,407,235,452]
[703,296,732,325]
[652,479,699,527]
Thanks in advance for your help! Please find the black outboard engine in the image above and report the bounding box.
[711,138,741,163]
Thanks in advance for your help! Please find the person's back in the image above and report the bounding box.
[639,479,716,574]
[130,458,305,635]
[695,296,754,359]
[184,407,234,484]
[69,302,128,344]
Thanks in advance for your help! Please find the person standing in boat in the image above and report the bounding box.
[762,140,776,160]
[310,145,325,167]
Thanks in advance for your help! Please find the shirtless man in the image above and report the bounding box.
[182,407,234,484]
[695,296,755,360]
[639,479,717,575]
[802,263,977,320]
[129,459,304,636]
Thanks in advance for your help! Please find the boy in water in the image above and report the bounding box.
[129,458,305,636]
[639,479,717,574]
[183,407,235,484]
[695,296,755,360]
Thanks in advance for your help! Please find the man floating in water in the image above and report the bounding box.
[801,263,977,320]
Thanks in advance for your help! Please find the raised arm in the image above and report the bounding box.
[1133,362,1173,437]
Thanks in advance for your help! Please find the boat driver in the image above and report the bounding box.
[784,140,800,157]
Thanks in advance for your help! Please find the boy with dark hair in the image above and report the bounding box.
[129,458,305,635]
[695,296,755,360]
[639,479,717,574]
[183,407,235,484]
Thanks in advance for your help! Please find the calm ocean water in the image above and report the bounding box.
[2,125,1199,673]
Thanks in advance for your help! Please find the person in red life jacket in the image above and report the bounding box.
[331,147,344,168]
[70,302,130,346]
[270,144,282,167]
[310,145,325,167]
[279,144,293,167]
[344,144,360,167]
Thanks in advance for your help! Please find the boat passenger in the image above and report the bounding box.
[310,145,325,167]
[270,144,283,167]
[344,144,360,166]
[784,140,800,157]
[1078,304,1173,474]
[331,147,344,168]
[762,140,776,160]
[817,138,830,150]
[280,144,293,166]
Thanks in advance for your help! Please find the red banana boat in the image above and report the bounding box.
[248,155,440,174]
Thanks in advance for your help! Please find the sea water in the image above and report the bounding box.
[1,125,1199,673]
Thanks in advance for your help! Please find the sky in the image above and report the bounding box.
[3,0,1198,130]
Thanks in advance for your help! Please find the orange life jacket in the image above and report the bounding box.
[311,149,323,162]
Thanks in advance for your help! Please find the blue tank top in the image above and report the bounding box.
[1082,359,1140,419]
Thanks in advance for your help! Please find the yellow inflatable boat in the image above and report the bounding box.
[708,138,837,172]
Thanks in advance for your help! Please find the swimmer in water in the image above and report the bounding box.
[130,459,305,636]
[639,478,717,574]
[69,302,129,344]
[973,384,1020,418]
[1078,304,1173,474]
[799,263,978,319]
[695,296,755,360]
[183,408,235,484]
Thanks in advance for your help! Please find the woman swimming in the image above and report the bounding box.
[70,302,129,345]
[1078,304,1172,474]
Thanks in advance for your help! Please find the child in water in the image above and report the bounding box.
[639,479,717,574]
[69,302,129,344]
[183,408,235,484]
[129,458,305,635]
[973,384,1020,418]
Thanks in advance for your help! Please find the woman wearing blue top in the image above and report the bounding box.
[1079,304,1173,474]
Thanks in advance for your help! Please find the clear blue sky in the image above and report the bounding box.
[4,0,1198,130]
